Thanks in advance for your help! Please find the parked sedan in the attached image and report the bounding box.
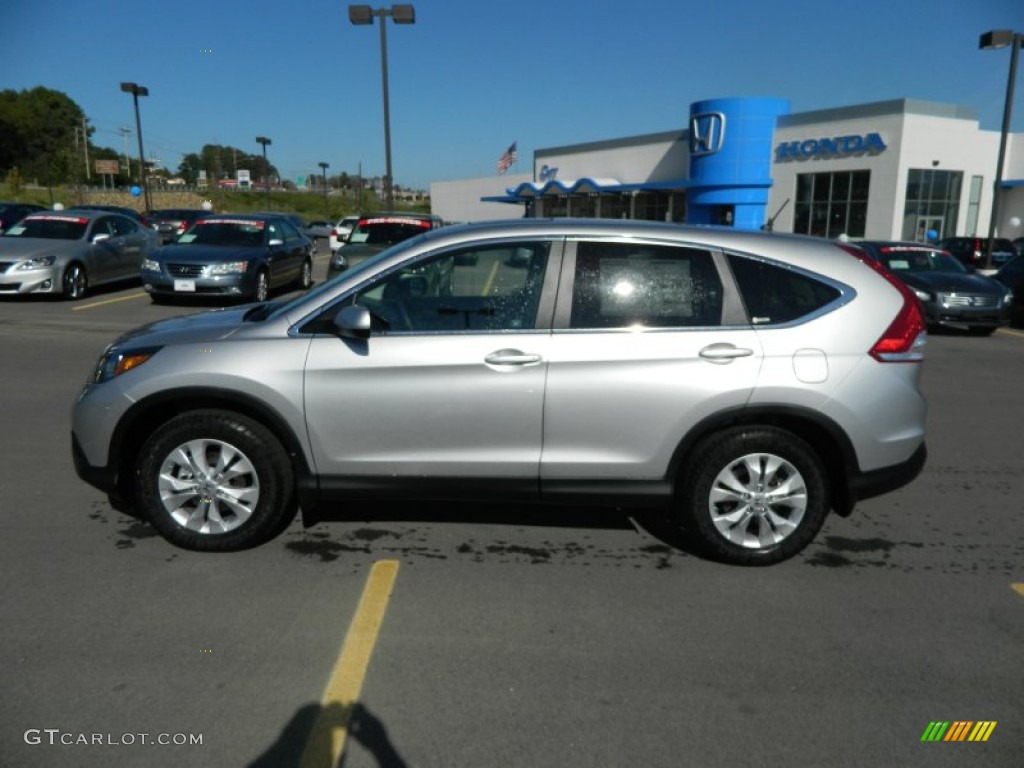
[305,220,332,240]
[0,202,46,234]
[856,241,1012,335]
[0,210,156,299]
[993,255,1024,327]
[934,236,1017,269]
[141,214,314,303]
[148,208,209,244]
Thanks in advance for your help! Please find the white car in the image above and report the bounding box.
[328,215,360,253]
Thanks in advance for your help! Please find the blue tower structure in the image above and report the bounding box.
[686,97,790,230]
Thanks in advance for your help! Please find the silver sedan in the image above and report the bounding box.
[0,209,157,299]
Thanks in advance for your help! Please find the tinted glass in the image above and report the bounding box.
[728,254,840,325]
[353,241,551,332]
[179,219,265,247]
[570,242,723,328]
[4,215,89,240]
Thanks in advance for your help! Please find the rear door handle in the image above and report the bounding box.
[484,349,543,366]
[699,343,754,364]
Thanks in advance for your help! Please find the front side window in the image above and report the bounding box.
[570,241,723,329]
[352,241,551,333]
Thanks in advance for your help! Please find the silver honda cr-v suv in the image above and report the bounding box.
[72,219,927,565]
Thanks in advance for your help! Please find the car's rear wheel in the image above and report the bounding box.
[253,269,269,302]
[968,326,996,336]
[62,263,88,300]
[136,410,297,551]
[677,427,829,565]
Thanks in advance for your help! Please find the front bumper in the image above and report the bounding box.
[924,301,1010,329]
[0,264,63,294]
[142,270,256,298]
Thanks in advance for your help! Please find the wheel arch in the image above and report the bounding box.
[667,404,860,517]
[108,386,314,511]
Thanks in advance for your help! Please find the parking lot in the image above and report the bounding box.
[1,243,1022,768]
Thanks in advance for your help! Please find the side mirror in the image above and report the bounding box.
[332,304,371,339]
[92,233,111,244]
[268,238,284,247]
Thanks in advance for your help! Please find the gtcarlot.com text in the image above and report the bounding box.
[24,729,203,746]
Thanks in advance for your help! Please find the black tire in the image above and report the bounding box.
[150,294,172,305]
[677,426,829,565]
[62,262,88,300]
[298,257,313,290]
[136,410,297,551]
[253,268,269,302]
[967,326,996,336]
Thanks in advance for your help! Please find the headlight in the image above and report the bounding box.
[92,346,162,383]
[913,289,932,302]
[1005,292,1015,306]
[141,258,161,272]
[16,255,56,270]
[205,261,248,275]
[331,255,347,270]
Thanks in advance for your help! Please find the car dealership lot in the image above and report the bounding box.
[1,256,1022,766]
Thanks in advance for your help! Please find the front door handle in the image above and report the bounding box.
[484,349,542,366]
[699,343,754,364]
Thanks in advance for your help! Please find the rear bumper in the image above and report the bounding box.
[848,442,927,505]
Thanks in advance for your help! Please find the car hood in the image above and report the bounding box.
[154,244,262,263]
[110,305,259,348]
[0,237,79,259]
[897,271,1005,295]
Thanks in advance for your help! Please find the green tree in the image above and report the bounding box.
[0,87,87,183]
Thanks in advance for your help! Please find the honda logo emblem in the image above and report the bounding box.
[690,112,726,156]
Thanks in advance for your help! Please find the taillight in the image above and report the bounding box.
[836,244,926,362]
[330,228,338,237]
[178,221,187,233]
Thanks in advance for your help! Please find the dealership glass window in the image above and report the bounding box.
[966,175,983,236]
[633,192,669,222]
[793,170,870,238]
[570,241,723,328]
[900,169,962,240]
[599,194,630,220]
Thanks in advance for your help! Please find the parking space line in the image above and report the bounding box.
[300,559,400,768]
[1011,583,1024,598]
[998,327,1024,339]
[71,292,148,311]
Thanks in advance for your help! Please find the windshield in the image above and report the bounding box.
[880,248,966,274]
[348,217,432,245]
[2,215,89,240]
[177,219,266,247]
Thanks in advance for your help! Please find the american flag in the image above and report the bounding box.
[496,142,517,174]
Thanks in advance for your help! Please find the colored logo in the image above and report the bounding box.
[920,721,997,742]
[690,112,726,156]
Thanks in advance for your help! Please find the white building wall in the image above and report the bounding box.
[535,134,687,184]
[430,173,531,223]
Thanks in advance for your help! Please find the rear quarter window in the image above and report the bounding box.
[727,254,841,325]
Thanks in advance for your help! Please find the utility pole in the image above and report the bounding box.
[83,116,91,181]
[119,126,132,180]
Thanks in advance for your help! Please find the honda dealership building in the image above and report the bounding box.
[430,97,1024,244]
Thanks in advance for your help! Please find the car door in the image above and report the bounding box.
[108,215,145,280]
[302,238,562,493]
[264,219,296,287]
[540,239,764,490]
[86,216,124,283]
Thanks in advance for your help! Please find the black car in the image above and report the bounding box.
[140,213,314,303]
[148,208,209,244]
[993,256,1024,327]
[327,212,444,278]
[0,202,46,234]
[934,236,1017,269]
[857,241,1012,335]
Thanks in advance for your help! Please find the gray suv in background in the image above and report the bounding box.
[72,219,927,565]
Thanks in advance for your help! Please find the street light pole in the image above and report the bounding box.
[318,161,330,219]
[119,82,152,213]
[255,136,272,207]
[979,29,1023,270]
[348,4,415,210]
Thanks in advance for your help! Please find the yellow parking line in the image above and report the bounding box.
[482,259,500,296]
[1011,583,1024,597]
[71,292,148,311]
[998,327,1024,338]
[301,559,400,768]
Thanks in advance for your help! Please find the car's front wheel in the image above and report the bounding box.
[298,257,313,290]
[253,268,269,302]
[136,410,297,551]
[62,262,88,299]
[677,427,829,565]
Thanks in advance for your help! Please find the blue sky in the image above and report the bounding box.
[3,0,1022,190]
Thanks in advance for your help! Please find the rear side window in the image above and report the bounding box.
[570,242,723,328]
[727,254,840,325]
